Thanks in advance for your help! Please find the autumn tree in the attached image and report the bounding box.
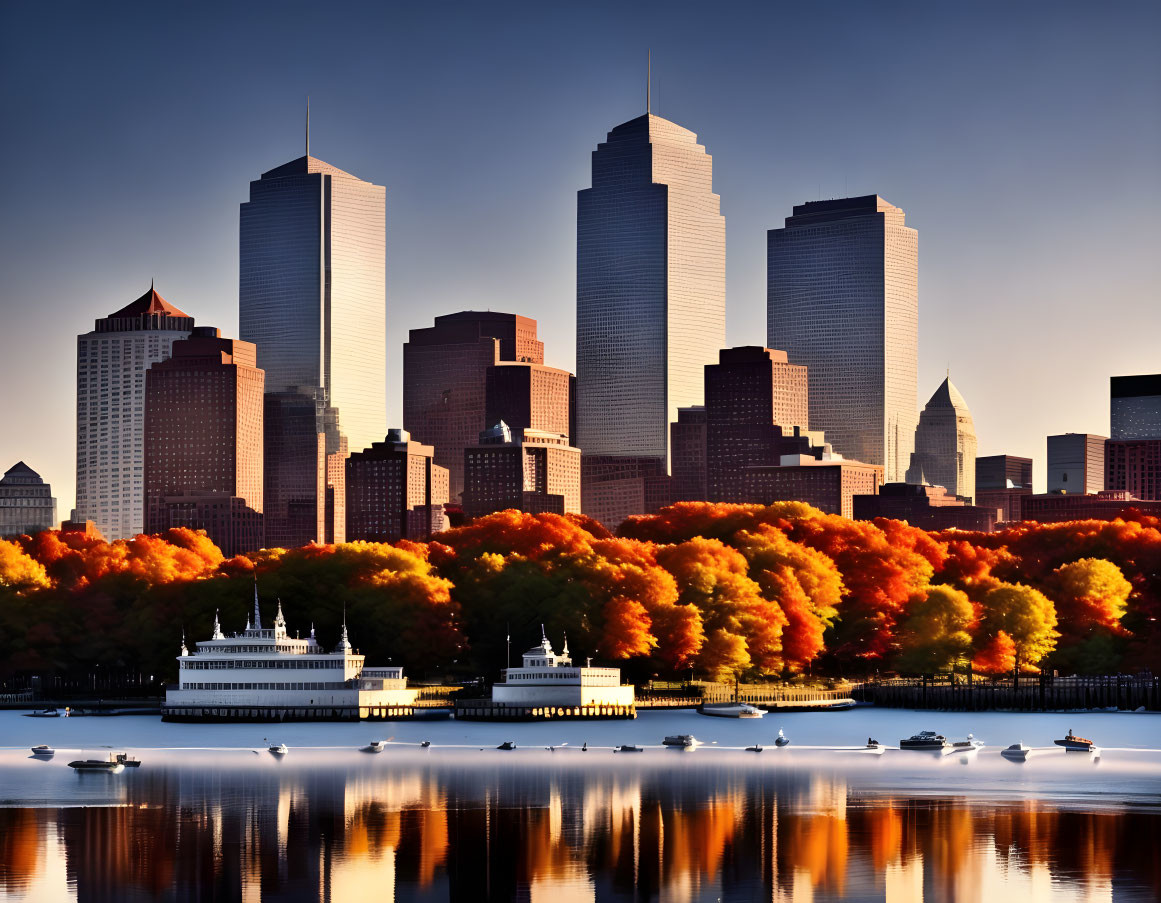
[894,586,974,674]
[975,583,1058,674]
[1047,558,1132,673]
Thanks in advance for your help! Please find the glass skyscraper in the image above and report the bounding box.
[767,195,919,482]
[576,112,726,466]
[240,154,387,459]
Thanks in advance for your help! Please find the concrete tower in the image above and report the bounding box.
[906,377,977,502]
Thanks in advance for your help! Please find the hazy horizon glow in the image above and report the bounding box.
[1,0,1158,519]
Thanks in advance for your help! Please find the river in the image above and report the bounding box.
[1,708,1158,901]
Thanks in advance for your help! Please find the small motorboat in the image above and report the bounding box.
[24,708,61,718]
[362,740,387,753]
[1001,743,1032,762]
[616,744,644,753]
[774,729,790,748]
[699,702,765,719]
[497,740,517,750]
[859,738,885,755]
[952,734,984,752]
[745,744,763,752]
[1054,730,1095,752]
[268,743,289,757]
[900,730,951,751]
[68,754,124,773]
[662,734,700,748]
[419,740,431,748]
[114,753,141,767]
[31,745,55,757]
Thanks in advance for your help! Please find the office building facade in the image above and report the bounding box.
[1020,490,1161,523]
[463,422,581,519]
[767,195,918,482]
[0,462,57,538]
[1105,439,1161,501]
[576,111,725,467]
[854,482,996,532]
[346,429,449,543]
[745,457,882,520]
[404,312,546,503]
[1046,433,1106,494]
[143,328,264,556]
[75,285,195,539]
[975,454,1033,523]
[670,406,708,502]
[905,378,977,502]
[240,153,386,456]
[1111,374,1161,440]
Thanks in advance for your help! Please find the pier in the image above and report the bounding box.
[636,681,856,711]
[854,674,1161,711]
[453,701,636,721]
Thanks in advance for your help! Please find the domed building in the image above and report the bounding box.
[905,377,978,502]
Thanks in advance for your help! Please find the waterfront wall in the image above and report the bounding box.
[855,675,1161,711]
[454,701,636,721]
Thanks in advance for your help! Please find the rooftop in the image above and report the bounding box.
[105,283,192,320]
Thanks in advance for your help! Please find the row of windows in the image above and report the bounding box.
[181,658,343,669]
[179,682,347,691]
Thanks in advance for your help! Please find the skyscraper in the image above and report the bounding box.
[576,107,726,469]
[75,285,195,539]
[403,311,552,503]
[144,328,265,556]
[239,152,386,455]
[767,195,918,482]
[346,429,449,542]
[906,378,977,502]
[1110,374,1161,440]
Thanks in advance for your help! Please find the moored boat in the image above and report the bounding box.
[900,730,950,751]
[699,702,765,719]
[1001,743,1031,762]
[68,754,124,773]
[497,740,517,750]
[952,734,984,752]
[362,740,387,753]
[745,744,763,752]
[115,753,141,767]
[1054,730,1095,752]
[24,708,62,718]
[859,738,885,755]
[663,734,700,748]
[616,744,643,753]
[31,745,54,757]
[774,728,790,748]
[267,743,288,756]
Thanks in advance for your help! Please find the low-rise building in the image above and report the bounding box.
[463,422,581,518]
[744,456,883,519]
[1019,489,1161,523]
[853,482,997,531]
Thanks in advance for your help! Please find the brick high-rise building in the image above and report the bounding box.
[1047,433,1106,494]
[404,311,545,503]
[670,406,707,502]
[581,456,672,532]
[346,429,449,543]
[705,346,808,501]
[485,363,574,445]
[1106,439,1161,501]
[463,422,581,519]
[975,454,1033,523]
[75,284,195,539]
[144,328,264,556]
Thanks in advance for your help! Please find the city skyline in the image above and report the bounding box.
[2,1,1160,518]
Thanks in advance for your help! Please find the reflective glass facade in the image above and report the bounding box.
[767,196,918,482]
[577,113,725,463]
[1110,374,1161,441]
[240,156,386,457]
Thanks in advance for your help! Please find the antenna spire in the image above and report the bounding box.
[647,50,651,114]
[305,95,310,157]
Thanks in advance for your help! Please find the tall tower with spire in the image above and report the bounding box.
[240,122,387,546]
[576,69,725,527]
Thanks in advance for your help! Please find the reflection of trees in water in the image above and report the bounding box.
[9,764,1159,901]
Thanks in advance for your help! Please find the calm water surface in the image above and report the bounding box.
[1,709,1158,902]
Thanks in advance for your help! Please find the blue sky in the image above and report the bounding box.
[1,0,1158,516]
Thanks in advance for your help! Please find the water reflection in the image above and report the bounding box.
[1,758,1158,902]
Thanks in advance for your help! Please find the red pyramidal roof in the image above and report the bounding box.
[107,283,192,319]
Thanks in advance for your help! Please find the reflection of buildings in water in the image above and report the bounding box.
[11,761,1159,902]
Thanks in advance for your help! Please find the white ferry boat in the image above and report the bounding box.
[457,628,636,720]
[162,587,418,723]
